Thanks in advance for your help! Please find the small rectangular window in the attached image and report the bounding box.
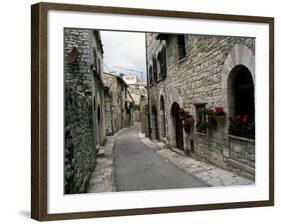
[152,57,157,82]
[93,48,97,70]
[177,35,186,60]
[195,104,207,134]
[149,65,153,85]
[160,47,167,77]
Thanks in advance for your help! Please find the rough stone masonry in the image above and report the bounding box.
[64,28,104,193]
[146,33,256,180]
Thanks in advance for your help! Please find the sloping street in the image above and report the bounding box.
[113,125,207,191]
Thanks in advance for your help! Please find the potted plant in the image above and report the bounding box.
[213,107,227,125]
[178,108,193,121]
[183,118,194,133]
[178,108,187,120]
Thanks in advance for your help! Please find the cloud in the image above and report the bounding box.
[101,31,147,81]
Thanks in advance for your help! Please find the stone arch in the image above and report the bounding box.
[170,102,184,150]
[227,65,254,119]
[222,44,255,114]
[95,92,102,146]
[159,95,166,138]
[167,87,183,144]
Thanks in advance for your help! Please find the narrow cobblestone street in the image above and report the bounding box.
[114,125,208,191]
[87,123,253,193]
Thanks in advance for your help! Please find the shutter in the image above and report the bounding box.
[153,57,157,82]
[161,47,167,77]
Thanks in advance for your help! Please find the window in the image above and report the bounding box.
[97,58,101,76]
[228,65,255,139]
[177,35,186,60]
[93,48,97,71]
[149,65,153,85]
[157,52,161,79]
[195,103,207,134]
[160,47,167,78]
[156,47,167,81]
[152,57,157,82]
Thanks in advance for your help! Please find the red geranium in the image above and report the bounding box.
[215,107,224,113]
[242,115,248,124]
[235,115,241,120]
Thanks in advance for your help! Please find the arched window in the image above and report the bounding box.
[228,65,255,139]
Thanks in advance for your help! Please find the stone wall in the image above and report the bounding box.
[64,86,96,194]
[103,73,132,134]
[139,96,149,137]
[64,28,104,193]
[146,33,255,180]
[104,89,113,136]
[227,135,255,180]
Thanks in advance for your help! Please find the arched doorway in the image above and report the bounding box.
[151,105,159,140]
[171,102,184,150]
[97,104,101,145]
[160,96,166,138]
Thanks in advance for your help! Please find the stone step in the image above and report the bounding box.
[97,147,105,157]
[170,147,185,156]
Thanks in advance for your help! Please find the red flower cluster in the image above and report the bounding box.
[183,119,193,125]
[178,108,189,114]
[215,107,224,113]
[207,109,215,117]
[228,115,249,124]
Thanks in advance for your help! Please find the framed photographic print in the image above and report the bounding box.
[31,2,274,221]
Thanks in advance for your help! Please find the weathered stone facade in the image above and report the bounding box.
[122,74,147,124]
[139,95,149,137]
[146,33,255,180]
[103,72,134,135]
[64,28,105,193]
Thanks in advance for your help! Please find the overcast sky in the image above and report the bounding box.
[100,31,147,81]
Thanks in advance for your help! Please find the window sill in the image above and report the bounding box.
[228,134,255,143]
[196,131,207,137]
[178,57,186,64]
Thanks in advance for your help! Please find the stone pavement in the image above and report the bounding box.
[114,125,207,191]
[87,136,116,193]
[139,132,254,187]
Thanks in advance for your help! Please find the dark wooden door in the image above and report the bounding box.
[154,108,159,140]
[175,109,184,150]
[172,103,184,150]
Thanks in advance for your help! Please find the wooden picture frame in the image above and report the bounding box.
[31,2,274,221]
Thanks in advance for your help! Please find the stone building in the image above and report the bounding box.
[146,33,255,180]
[122,74,147,123]
[103,72,134,135]
[139,95,149,137]
[64,28,105,193]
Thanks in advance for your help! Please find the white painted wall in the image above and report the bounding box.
[0,0,280,223]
